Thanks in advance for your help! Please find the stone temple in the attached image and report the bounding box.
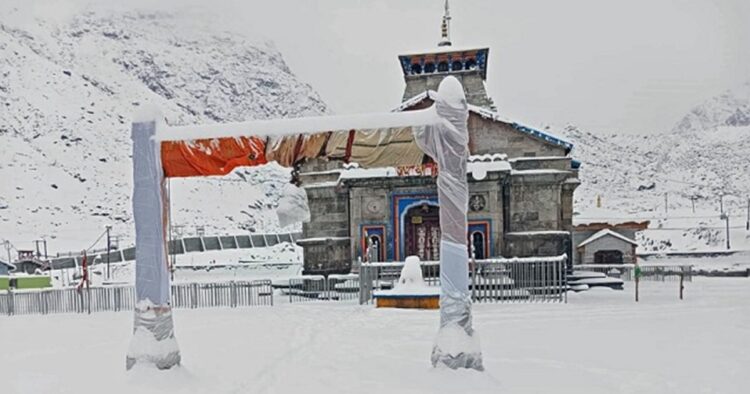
[297,4,580,274]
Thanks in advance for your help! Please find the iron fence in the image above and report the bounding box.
[359,255,567,305]
[573,264,692,282]
[171,280,273,309]
[471,257,566,303]
[1,280,273,316]
[285,274,360,303]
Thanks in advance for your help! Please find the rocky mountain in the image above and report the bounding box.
[672,82,750,133]
[0,4,746,255]
[562,82,750,251]
[0,7,327,251]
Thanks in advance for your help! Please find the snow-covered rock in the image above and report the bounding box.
[672,82,750,133]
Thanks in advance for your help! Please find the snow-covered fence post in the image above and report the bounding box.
[126,108,181,371]
[414,76,483,371]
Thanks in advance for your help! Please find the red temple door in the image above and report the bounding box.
[405,205,441,261]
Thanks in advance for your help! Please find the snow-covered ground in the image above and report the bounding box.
[1,277,747,394]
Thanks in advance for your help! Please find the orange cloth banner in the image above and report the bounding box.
[161,137,267,178]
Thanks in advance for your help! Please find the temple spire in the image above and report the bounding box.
[438,0,452,47]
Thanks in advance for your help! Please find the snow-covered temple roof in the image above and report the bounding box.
[394,91,574,154]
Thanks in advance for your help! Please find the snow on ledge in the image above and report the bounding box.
[578,229,638,248]
[506,231,570,236]
[509,156,569,162]
[158,108,442,141]
[295,236,350,243]
[335,154,510,182]
[361,254,568,266]
[510,169,570,176]
[132,103,164,123]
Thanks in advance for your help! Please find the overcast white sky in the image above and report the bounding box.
[17,0,750,134]
[230,0,749,135]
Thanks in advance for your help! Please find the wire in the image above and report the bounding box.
[84,229,108,253]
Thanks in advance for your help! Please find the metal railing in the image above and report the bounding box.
[574,264,692,282]
[171,280,273,309]
[1,280,273,316]
[359,255,567,305]
[49,232,303,269]
[285,274,360,303]
[471,257,566,303]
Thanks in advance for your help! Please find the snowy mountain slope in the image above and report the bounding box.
[0,7,327,252]
[563,82,750,252]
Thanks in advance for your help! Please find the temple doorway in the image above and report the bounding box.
[404,204,441,261]
[594,250,624,264]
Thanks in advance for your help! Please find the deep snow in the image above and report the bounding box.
[1,278,747,394]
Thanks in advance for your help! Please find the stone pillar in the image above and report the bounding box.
[414,76,483,371]
[298,159,352,275]
[126,111,180,370]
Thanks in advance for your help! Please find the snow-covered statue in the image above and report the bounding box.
[414,76,483,371]
[373,255,438,305]
[398,255,428,289]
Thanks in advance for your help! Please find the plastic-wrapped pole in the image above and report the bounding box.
[126,109,181,370]
[413,76,483,370]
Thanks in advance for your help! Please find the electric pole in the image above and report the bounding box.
[664,193,668,217]
[3,240,11,265]
[720,212,730,250]
[690,196,697,214]
[746,198,749,231]
[105,225,112,281]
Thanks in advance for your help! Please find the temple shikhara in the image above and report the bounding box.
[297,2,581,274]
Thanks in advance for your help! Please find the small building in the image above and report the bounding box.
[573,222,649,265]
[13,250,46,274]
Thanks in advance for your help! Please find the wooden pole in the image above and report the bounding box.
[723,213,731,250]
[106,225,111,281]
[635,275,639,302]
[634,264,641,302]
[679,273,684,300]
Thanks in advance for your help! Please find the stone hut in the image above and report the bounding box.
[573,221,649,265]
[576,229,638,265]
